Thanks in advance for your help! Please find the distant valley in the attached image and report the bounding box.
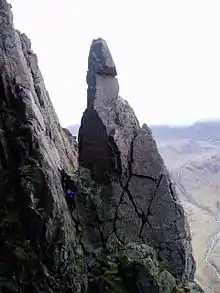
[152,121,220,293]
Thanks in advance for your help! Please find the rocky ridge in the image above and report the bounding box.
[0,1,203,292]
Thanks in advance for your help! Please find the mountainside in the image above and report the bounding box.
[0,1,202,292]
[151,123,220,293]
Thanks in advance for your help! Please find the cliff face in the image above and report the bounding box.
[0,2,85,292]
[0,1,203,292]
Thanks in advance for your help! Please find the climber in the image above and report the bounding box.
[58,168,77,210]
[66,188,76,210]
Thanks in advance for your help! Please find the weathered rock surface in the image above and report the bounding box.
[0,1,84,292]
[78,38,196,284]
[0,2,203,291]
[88,38,117,77]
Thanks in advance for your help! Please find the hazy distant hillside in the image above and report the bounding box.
[152,121,220,141]
[68,120,220,141]
[151,121,220,293]
[68,124,80,138]
[68,121,220,292]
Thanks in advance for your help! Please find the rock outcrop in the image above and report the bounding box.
[78,38,197,285]
[0,2,85,292]
[0,1,203,291]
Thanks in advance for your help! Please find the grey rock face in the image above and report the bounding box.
[0,2,84,292]
[132,124,164,178]
[88,38,117,77]
[78,38,196,281]
[63,127,78,158]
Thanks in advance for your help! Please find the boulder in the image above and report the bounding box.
[88,38,117,77]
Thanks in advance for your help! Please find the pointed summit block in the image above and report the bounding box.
[78,38,196,283]
[80,38,138,183]
[88,38,117,76]
[0,0,11,11]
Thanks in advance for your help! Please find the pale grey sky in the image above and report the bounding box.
[8,0,220,127]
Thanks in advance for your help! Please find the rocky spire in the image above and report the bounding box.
[80,38,139,185]
[78,38,196,282]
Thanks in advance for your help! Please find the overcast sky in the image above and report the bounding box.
[8,0,220,127]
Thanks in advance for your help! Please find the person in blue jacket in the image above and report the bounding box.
[59,168,77,210]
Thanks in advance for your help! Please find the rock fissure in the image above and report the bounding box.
[112,191,125,245]
[119,134,144,220]
[144,174,164,228]
[90,197,106,247]
[131,173,159,181]
[169,181,178,202]
[108,135,122,180]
